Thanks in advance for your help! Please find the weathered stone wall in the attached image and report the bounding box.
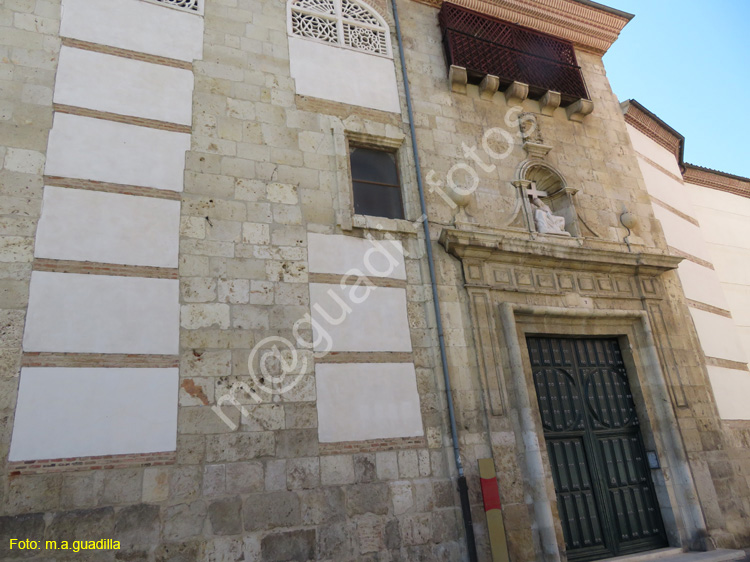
[0,0,61,522]
[401,0,750,556]
[2,0,750,561]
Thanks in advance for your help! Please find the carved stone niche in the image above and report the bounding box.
[514,160,580,237]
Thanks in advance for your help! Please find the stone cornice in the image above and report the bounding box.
[683,164,750,200]
[439,227,682,276]
[621,99,684,166]
[412,0,633,54]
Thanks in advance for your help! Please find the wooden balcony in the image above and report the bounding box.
[439,2,591,113]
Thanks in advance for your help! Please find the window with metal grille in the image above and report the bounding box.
[350,146,404,220]
[438,2,589,105]
[288,0,391,57]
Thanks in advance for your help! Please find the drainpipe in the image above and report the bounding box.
[390,1,478,560]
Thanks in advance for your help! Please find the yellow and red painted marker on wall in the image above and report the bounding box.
[478,458,510,562]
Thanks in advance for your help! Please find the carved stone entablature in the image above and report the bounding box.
[439,227,682,278]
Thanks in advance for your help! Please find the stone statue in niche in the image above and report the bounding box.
[530,196,570,236]
[519,112,543,145]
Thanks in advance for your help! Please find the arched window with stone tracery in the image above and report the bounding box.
[286,0,400,112]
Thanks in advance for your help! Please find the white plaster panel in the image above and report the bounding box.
[687,182,750,217]
[35,186,180,267]
[706,366,750,420]
[54,47,194,125]
[9,367,178,460]
[636,159,695,218]
[689,307,748,363]
[310,283,411,352]
[45,113,190,191]
[676,259,730,311]
[60,0,203,62]
[738,328,750,366]
[23,272,179,354]
[651,205,712,262]
[626,124,682,178]
[722,285,750,327]
[708,246,750,286]
[316,363,424,442]
[308,233,406,279]
[690,207,750,248]
[288,37,400,113]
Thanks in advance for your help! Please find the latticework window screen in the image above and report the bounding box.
[289,0,390,56]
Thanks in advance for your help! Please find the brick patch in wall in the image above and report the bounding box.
[316,351,413,364]
[686,299,733,319]
[636,153,685,185]
[668,246,714,270]
[309,272,407,289]
[705,357,750,372]
[8,451,176,476]
[61,37,192,70]
[650,195,700,227]
[319,436,427,455]
[54,104,192,135]
[45,176,182,201]
[33,258,178,279]
[22,352,180,368]
[295,95,403,125]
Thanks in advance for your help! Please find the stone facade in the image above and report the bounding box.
[1,0,749,561]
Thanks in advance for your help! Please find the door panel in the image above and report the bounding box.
[527,336,667,561]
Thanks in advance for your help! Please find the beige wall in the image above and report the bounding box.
[626,122,750,420]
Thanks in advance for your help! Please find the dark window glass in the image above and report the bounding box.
[350,147,404,220]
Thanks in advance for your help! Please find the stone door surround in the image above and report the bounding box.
[439,227,713,561]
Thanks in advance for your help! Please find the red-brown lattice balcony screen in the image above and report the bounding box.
[438,2,589,104]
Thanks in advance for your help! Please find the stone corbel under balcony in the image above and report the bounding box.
[540,91,561,116]
[566,98,595,122]
[479,75,500,100]
[449,65,467,94]
[447,67,594,122]
[504,81,528,105]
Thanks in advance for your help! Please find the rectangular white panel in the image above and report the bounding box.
[677,259,730,311]
[308,233,406,279]
[35,186,180,267]
[24,272,179,354]
[45,113,190,191]
[687,182,750,216]
[9,367,178,460]
[652,205,712,262]
[722,284,750,326]
[706,366,750,420]
[689,307,748,364]
[288,37,400,113]
[626,124,683,178]
[316,363,423,442]
[310,283,412,352]
[54,46,194,125]
[60,0,203,62]
[637,159,696,219]
[709,246,750,286]
[691,206,750,248]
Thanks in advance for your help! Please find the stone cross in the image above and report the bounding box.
[526,183,548,200]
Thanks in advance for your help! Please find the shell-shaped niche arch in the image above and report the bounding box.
[515,160,585,237]
[516,160,567,196]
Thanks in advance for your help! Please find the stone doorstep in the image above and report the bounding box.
[606,547,746,562]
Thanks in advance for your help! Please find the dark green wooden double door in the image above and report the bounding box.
[527,336,667,561]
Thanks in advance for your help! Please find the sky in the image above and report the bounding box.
[601,0,750,178]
